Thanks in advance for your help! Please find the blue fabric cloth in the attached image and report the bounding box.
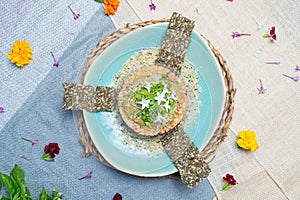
[0,1,215,199]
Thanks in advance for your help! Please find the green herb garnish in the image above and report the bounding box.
[135,81,177,126]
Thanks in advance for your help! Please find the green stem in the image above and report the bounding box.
[94,0,104,3]
[222,182,230,191]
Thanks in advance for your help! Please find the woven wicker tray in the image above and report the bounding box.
[77,19,236,178]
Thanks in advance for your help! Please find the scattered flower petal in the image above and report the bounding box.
[295,65,300,71]
[51,52,59,67]
[113,193,122,200]
[231,32,251,39]
[21,137,39,147]
[237,130,259,151]
[103,0,120,15]
[0,107,4,113]
[263,26,276,41]
[68,5,80,20]
[251,17,263,30]
[282,74,299,82]
[20,155,31,161]
[222,173,237,191]
[79,171,93,180]
[257,79,266,94]
[227,0,234,2]
[265,61,280,65]
[149,1,156,11]
[137,98,151,109]
[43,142,60,161]
[7,40,33,67]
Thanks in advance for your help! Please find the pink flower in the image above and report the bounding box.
[21,137,39,147]
[113,193,122,200]
[149,1,156,11]
[282,74,299,82]
[257,79,266,94]
[222,173,237,191]
[231,32,251,39]
[42,142,60,161]
[68,5,80,20]
[265,61,280,65]
[263,26,276,41]
[79,171,93,180]
[51,52,59,67]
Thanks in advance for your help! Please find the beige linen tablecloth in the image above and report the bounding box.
[111,1,300,199]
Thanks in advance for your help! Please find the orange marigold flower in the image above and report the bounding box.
[104,0,120,15]
[7,40,33,67]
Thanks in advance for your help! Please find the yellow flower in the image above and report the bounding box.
[237,130,259,151]
[7,40,33,67]
[103,0,120,15]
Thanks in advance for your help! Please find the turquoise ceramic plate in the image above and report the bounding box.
[83,23,225,177]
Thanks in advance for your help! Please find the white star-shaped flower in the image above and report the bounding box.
[162,100,171,112]
[161,85,169,95]
[144,82,152,92]
[170,90,178,101]
[154,92,166,105]
[137,98,150,109]
[154,113,166,123]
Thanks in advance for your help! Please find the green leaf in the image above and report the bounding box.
[94,0,104,3]
[1,197,11,200]
[263,33,270,38]
[0,173,17,197]
[39,187,51,200]
[10,165,25,185]
[10,164,30,198]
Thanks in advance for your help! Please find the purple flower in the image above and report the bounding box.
[257,79,267,94]
[282,74,299,82]
[295,65,300,71]
[149,1,156,11]
[51,52,59,67]
[79,171,93,180]
[231,32,251,39]
[21,137,39,147]
[20,155,31,161]
[0,107,4,113]
[68,5,80,20]
[265,61,280,65]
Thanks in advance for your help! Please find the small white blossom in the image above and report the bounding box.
[144,82,152,92]
[154,113,166,123]
[162,100,171,112]
[161,85,169,95]
[154,92,166,105]
[170,90,178,101]
[137,98,150,109]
